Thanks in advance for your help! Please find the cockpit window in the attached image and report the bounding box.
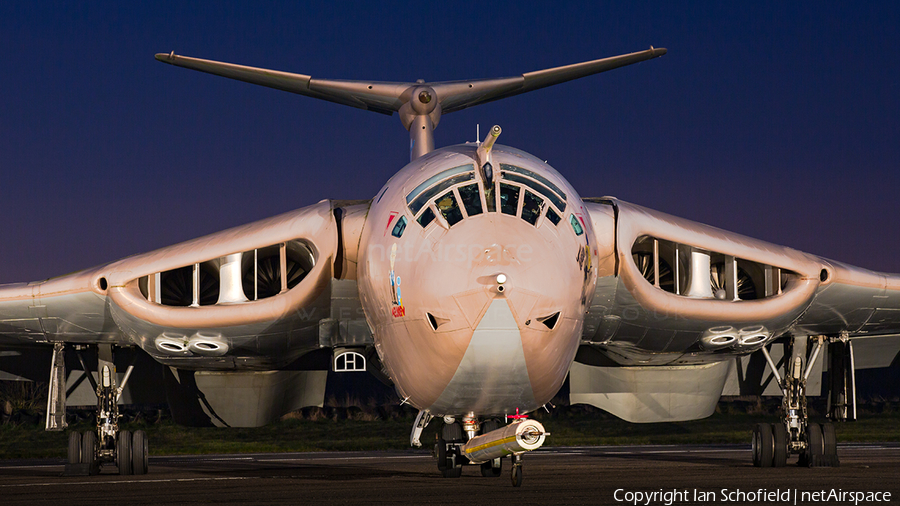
[408,173,474,215]
[417,207,435,228]
[546,207,561,226]
[499,183,520,215]
[408,162,566,231]
[501,170,566,212]
[406,164,473,206]
[391,215,408,238]
[457,183,483,217]
[521,191,544,225]
[569,214,584,236]
[500,163,567,204]
[436,191,464,226]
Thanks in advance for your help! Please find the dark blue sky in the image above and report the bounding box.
[1,2,898,283]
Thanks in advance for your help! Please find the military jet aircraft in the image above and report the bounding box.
[1,46,898,485]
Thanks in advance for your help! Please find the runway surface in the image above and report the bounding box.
[1,444,899,505]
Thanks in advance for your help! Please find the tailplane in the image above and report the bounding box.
[155,47,666,159]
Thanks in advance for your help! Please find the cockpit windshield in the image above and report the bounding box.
[403,162,570,231]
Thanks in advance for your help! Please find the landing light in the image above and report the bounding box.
[496,274,507,284]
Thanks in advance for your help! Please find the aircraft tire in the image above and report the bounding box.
[442,422,463,442]
[822,423,837,456]
[132,430,149,475]
[511,462,523,487]
[757,423,774,468]
[439,423,463,477]
[82,431,99,475]
[771,423,787,467]
[67,432,82,464]
[751,424,761,467]
[436,438,447,470]
[804,423,824,467]
[117,430,133,475]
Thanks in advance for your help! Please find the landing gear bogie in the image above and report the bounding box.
[60,345,149,476]
[66,429,148,475]
[752,336,840,468]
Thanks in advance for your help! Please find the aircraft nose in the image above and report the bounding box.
[384,216,594,416]
[425,236,587,415]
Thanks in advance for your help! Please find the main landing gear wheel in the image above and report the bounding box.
[772,423,788,468]
[801,422,838,467]
[751,423,774,468]
[132,430,149,475]
[82,431,99,476]
[804,422,824,465]
[439,422,463,478]
[117,430,133,475]
[823,423,837,456]
[67,432,82,465]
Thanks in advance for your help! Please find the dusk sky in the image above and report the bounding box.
[1,2,898,283]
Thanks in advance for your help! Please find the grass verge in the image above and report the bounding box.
[2,399,898,459]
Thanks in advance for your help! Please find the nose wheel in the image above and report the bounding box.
[436,421,463,478]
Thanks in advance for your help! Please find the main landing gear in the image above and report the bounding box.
[753,335,839,468]
[49,344,150,476]
[425,411,546,487]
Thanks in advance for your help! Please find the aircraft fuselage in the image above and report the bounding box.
[358,144,599,416]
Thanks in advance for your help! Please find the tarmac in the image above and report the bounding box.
[1,444,898,505]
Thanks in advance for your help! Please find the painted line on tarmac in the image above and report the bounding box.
[0,476,257,488]
[257,455,430,462]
